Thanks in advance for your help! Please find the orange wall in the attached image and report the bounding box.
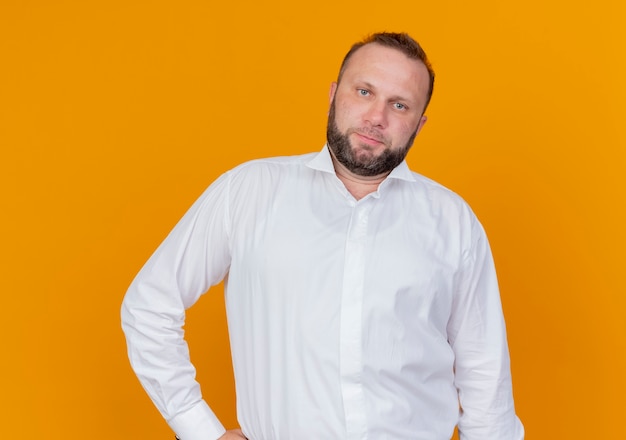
[2,1,624,438]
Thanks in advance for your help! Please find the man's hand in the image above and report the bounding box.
[218,429,247,439]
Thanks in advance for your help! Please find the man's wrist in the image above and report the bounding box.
[168,399,226,440]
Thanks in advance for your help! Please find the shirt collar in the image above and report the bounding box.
[306,144,416,183]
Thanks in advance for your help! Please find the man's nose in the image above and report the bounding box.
[363,100,387,127]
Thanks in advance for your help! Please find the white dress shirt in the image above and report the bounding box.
[121,146,524,440]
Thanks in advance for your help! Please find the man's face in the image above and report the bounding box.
[327,43,430,177]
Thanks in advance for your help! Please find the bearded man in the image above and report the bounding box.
[122,32,524,440]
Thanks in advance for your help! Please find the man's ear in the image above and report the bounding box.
[416,115,428,135]
[329,82,338,105]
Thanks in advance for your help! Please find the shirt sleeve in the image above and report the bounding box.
[447,211,525,440]
[121,172,232,440]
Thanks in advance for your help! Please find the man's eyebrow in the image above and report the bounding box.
[351,80,376,90]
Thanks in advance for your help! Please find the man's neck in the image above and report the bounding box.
[331,156,389,200]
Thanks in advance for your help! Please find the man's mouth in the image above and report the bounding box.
[354,130,385,146]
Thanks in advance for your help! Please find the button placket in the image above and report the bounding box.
[339,199,374,440]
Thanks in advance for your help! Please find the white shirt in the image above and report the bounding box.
[121,146,524,440]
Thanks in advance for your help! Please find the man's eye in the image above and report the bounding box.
[358,89,369,96]
[393,103,406,110]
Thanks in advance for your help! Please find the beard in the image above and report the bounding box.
[326,100,418,177]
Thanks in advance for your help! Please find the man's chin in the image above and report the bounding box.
[352,152,379,168]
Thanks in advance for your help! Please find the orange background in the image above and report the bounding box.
[2,1,624,438]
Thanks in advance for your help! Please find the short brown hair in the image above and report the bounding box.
[337,32,435,112]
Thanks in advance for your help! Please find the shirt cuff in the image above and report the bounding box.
[168,400,227,440]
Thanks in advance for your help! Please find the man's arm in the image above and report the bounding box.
[447,212,524,440]
[121,172,233,440]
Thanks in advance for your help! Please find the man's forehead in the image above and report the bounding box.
[342,43,428,78]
